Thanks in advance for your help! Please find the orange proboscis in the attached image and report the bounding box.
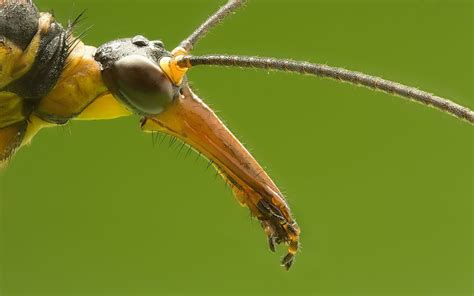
[141,84,300,269]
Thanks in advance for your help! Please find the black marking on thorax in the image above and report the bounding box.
[1,2,70,119]
[0,2,39,51]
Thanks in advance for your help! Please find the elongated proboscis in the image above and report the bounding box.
[177,55,474,124]
[179,0,246,52]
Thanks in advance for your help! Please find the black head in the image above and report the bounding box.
[94,35,179,116]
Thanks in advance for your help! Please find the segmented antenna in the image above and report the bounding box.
[179,0,246,52]
[177,55,474,123]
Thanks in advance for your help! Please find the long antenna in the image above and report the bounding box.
[177,55,474,124]
[178,0,246,52]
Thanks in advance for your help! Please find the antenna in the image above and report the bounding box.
[176,54,474,124]
[178,0,246,53]
[162,0,474,124]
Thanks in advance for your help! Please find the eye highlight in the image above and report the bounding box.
[102,55,178,115]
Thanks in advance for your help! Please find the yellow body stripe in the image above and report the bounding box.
[22,115,55,146]
[0,91,24,129]
[76,93,131,120]
[0,13,52,89]
[19,95,131,151]
[36,43,109,119]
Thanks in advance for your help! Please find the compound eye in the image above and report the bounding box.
[102,55,176,115]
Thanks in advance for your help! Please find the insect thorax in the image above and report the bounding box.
[0,1,69,161]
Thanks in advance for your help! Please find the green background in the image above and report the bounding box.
[1,0,472,295]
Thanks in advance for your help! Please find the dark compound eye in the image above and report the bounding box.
[102,55,177,115]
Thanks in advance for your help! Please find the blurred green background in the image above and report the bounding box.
[0,0,472,295]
